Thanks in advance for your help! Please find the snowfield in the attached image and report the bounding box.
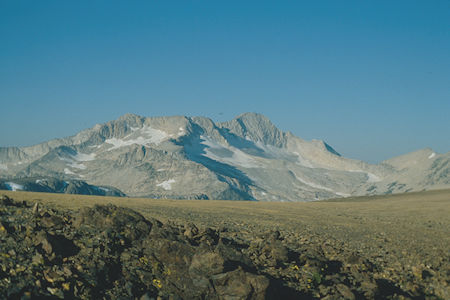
[5,182,24,191]
[105,126,169,150]
[157,179,176,190]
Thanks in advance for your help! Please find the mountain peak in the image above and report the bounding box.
[232,113,275,130]
[117,113,144,122]
[219,112,286,147]
[234,112,271,122]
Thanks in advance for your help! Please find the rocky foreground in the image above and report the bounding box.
[0,195,448,299]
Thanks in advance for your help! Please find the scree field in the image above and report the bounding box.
[0,189,449,299]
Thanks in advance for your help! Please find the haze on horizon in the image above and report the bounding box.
[1,1,449,164]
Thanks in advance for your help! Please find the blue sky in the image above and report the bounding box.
[1,1,449,163]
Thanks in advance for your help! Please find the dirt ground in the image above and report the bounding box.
[1,189,449,299]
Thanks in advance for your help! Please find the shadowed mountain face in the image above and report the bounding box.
[0,178,124,197]
[0,113,448,201]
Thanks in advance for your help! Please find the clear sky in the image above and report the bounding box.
[1,1,449,163]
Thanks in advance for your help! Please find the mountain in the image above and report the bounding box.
[0,113,448,201]
[0,177,124,197]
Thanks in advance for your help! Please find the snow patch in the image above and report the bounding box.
[5,182,24,191]
[93,186,110,193]
[178,127,186,136]
[292,151,314,168]
[73,152,96,162]
[200,136,259,168]
[142,126,170,143]
[105,137,149,150]
[157,179,176,190]
[70,162,86,169]
[293,173,349,196]
[294,174,335,193]
[255,142,295,161]
[366,172,381,183]
[59,157,86,170]
[428,152,436,159]
[105,126,169,150]
[335,192,351,197]
[35,179,44,184]
[156,168,166,172]
[59,151,94,170]
[64,168,76,175]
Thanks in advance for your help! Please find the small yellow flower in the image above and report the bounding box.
[139,256,149,265]
[153,279,162,289]
[62,283,70,291]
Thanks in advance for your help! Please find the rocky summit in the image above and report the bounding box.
[0,113,449,201]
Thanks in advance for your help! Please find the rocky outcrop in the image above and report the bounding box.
[0,197,273,299]
[1,195,447,299]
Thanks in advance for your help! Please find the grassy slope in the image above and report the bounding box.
[2,189,449,270]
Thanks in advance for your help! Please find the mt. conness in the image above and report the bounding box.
[1,113,448,201]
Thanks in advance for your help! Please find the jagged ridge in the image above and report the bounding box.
[0,113,448,201]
